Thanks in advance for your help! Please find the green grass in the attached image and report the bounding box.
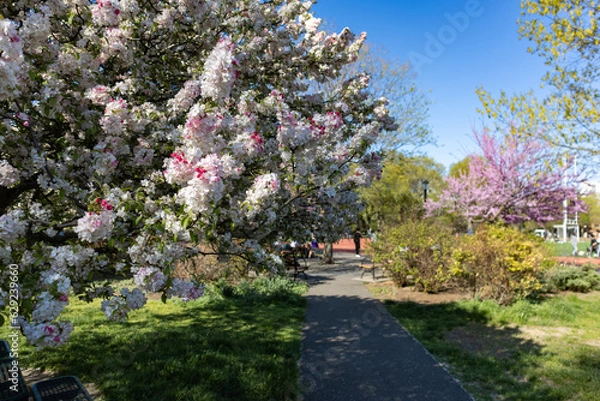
[1,277,307,401]
[372,289,600,401]
[547,241,590,256]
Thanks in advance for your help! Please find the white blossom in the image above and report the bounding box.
[201,37,238,102]
[0,160,20,186]
[0,210,26,243]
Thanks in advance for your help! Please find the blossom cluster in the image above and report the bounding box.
[245,173,281,214]
[74,200,116,243]
[201,37,238,102]
[0,19,25,101]
[101,287,146,321]
[0,210,27,244]
[0,160,20,187]
[134,266,203,302]
[426,130,585,224]
[21,321,74,350]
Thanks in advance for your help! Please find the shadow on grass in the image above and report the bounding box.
[17,294,306,401]
[383,300,572,401]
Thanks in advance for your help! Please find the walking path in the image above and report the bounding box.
[299,253,474,401]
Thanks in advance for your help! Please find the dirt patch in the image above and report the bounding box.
[366,281,472,304]
[517,325,581,342]
[444,322,529,360]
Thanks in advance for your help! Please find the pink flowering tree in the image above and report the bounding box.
[0,0,396,347]
[426,130,585,227]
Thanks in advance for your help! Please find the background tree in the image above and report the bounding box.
[359,153,444,230]
[579,193,600,232]
[350,44,433,153]
[448,156,471,178]
[315,41,433,154]
[477,0,600,156]
[426,129,586,229]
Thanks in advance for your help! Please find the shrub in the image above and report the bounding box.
[369,219,457,293]
[543,264,600,293]
[452,224,552,304]
[205,276,307,305]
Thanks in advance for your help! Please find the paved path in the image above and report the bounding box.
[299,254,474,401]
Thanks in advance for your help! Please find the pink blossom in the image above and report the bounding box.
[74,209,115,242]
[427,130,586,224]
[92,0,122,26]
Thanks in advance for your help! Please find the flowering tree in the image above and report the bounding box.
[426,130,585,227]
[0,0,396,347]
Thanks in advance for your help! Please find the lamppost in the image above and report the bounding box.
[423,180,429,203]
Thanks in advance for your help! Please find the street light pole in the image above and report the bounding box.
[423,180,429,203]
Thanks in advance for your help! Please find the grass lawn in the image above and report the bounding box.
[368,283,600,401]
[1,278,307,401]
[547,240,591,256]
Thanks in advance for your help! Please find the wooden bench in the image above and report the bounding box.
[281,250,308,280]
[358,259,390,280]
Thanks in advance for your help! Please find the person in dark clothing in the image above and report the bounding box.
[353,229,362,257]
[590,235,598,257]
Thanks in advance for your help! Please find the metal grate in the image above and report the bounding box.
[31,376,93,401]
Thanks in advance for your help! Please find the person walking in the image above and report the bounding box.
[353,229,362,257]
[571,234,578,256]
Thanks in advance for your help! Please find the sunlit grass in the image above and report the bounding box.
[546,241,590,256]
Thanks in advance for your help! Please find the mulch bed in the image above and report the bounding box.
[554,256,600,266]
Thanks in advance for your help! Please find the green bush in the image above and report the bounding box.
[543,264,600,293]
[369,219,457,293]
[452,224,553,304]
[205,276,307,305]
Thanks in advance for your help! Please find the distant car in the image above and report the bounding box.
[534,229,546,238]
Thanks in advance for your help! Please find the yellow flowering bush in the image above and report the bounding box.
[452,224,553,304]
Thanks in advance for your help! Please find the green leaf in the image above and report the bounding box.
[21,299,33,316]
[182,215,191,230]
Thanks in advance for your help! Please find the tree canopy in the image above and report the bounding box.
[359,153,444,229]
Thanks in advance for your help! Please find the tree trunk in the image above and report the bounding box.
[322,242,334,264]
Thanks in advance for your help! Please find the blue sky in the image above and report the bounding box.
[311,0,549,171]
